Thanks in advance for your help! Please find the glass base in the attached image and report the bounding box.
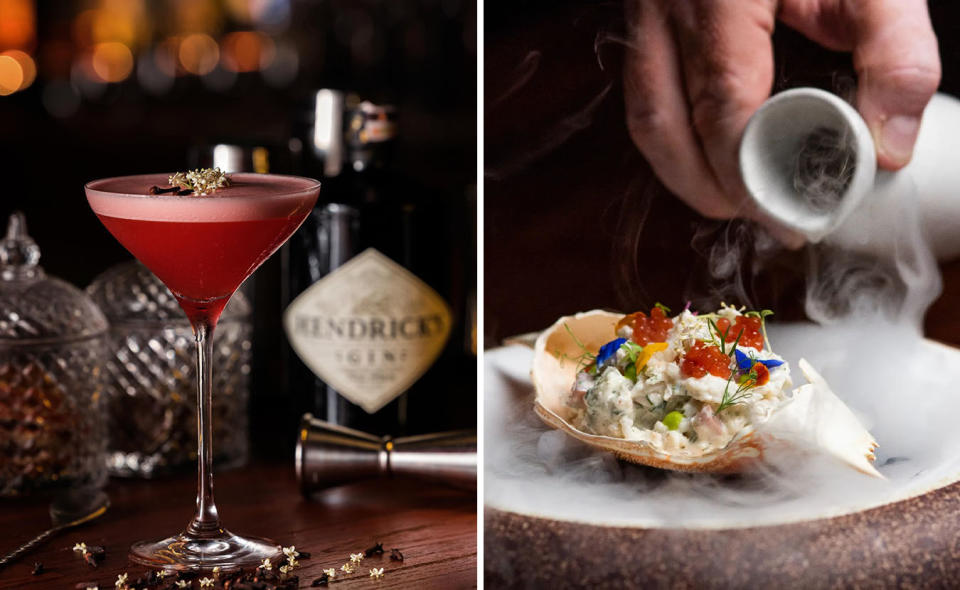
[129,530,282,571]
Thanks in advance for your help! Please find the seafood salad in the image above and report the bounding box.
[567,304,793,455]
[532,306,880,475]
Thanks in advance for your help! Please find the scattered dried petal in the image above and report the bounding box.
[369,567,384,580]
[350,552,364,564]
[174,581,190,589]
[73,542,88,553]
[282,545,298,558]
[259,558,273,570]
[114,572,128,589]
[340,563,354,574]
[286,557,299,568]
[199,577,214,588]
[323,568,336,578]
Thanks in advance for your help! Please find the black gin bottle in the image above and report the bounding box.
[283,90,468,436]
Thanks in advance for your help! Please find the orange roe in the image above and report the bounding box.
[681,340,732,379]
[715,316,764,350]
[751,363,770,386]
[616,306,674,345]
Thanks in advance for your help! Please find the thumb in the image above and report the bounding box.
[847,0,941,169]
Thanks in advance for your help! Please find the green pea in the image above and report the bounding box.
[662,411,684,431]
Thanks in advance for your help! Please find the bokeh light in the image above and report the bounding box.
[0,55,25,96]
[0,0,35,49]
[221,31,274,72]
[91,41,133,83]
[0,50,35,93]
[154,37,181,77]
[178,33,219,76]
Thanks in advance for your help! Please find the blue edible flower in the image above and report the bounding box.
[596,338,627,367]
[735,349,784,371]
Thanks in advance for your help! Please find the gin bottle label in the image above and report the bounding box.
[283,248,452,413]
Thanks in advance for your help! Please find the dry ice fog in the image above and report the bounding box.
[486,64,960,528]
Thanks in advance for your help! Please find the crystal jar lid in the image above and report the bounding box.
[87,261,251,325]
[0,212,109,344]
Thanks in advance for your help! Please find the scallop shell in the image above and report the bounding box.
[531,310,881,477]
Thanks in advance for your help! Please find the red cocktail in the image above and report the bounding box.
[86,172,320,571]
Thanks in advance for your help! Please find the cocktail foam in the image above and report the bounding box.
[85,173,320,222]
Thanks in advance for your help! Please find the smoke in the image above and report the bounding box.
[489,51,542,108]
[486,86,959,529]
[485,82,613,181]
[793,126,856,213]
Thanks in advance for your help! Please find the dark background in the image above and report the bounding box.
[0,0,476,459]
[485,0,960,346]
[0,0,475,285]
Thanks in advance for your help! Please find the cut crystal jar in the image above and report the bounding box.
[87,261,251,477]
[0,212,109,497]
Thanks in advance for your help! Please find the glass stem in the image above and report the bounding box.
[187,319,222,537]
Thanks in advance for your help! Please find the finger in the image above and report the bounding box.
[781,0,941,169]
[623,0,735,219]
[671,0,778,214]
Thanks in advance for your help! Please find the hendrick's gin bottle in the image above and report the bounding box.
[282,89,469,436]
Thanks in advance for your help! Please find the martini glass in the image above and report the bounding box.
[85,173,320,570]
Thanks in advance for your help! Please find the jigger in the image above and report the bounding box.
[295,414,476,494]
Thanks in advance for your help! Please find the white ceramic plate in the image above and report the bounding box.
[485,323,960,529]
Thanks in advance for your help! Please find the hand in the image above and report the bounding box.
[623,0,941,242]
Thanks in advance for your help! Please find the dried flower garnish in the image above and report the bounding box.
[364,542,384,557]
[286,557,300,568]
[78,584,99,590]
[31,561,43,575]
[73,542,88,553]
[156,570,170,579]
[282,545,298,559]
[199,578,214,588]
[168,168,230,195]
[340,563,354,574]
[211,566,221,576]
[114,572,128,589]
[174,581,189,589]
[279,565,291,574]
[259,558,273,570]
[369,567,384,580]
[390,548,404,561]
[350,552,364,564]
[323,568,336,578]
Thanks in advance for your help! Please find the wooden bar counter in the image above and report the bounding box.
[0,464,477,589]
